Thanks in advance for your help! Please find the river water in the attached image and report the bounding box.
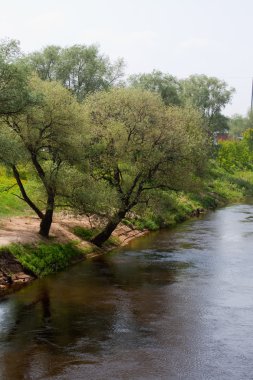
[1,204,253,379]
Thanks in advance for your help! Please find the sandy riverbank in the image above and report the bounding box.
[0,213,148,296]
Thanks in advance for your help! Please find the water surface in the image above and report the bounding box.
[1,205,253,379]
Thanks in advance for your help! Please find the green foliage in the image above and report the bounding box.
[107,235,121,246]
[83,88,207,202]
[0,176,29,217]
[217,140,252,172]
[69,175,120,216]
[73,226,120,246]
[217,128,253,173]
[77,87,208,245]
[201,160,253,205]
[243,128,253,152]
[144,191,203,227]
[73,226,99,240]
[210,178,243,201]
[228,114,249,138]
[228,111,253,138]
[0,39,250,248]
[231,171,253,196]
[0,166,43,217]
[0,39,33,115]
[180,75,234,134]
[0,75,86,234]
[8,242,84,277]
[130,217,159,231]
[25,44,124,101]
[128,70,181,106]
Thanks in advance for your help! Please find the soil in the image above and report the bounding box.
[0,213,148,296]
[0,250,34,296]
[0,213,147,247]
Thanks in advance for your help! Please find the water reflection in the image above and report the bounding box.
[0,250,184,379]
[1,205,253,379]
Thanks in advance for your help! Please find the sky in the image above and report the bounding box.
[0,0,252,116]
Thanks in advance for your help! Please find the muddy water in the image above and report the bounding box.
[1,204,253,379]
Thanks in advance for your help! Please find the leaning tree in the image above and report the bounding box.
[78,88,207,246]
[0,75,84,236]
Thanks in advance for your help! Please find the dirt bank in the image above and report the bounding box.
[0,213,148,296]
[0,214,147,247]
[0,250,34,297]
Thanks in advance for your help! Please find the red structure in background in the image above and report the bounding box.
[215,132,230,142]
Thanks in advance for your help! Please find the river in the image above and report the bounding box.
[1,204,253,379]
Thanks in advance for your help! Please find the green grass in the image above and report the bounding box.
[72,226,120,246]
[123,166,253,231]
[0,167,43,218]
[72,226,99,241]
[0,175,29,217]
[5,242,85,277]
[127,217,159,231]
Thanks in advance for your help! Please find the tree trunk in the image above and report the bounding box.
[12,165,44,219]
[39,192,55,237]
[91,209,127,247]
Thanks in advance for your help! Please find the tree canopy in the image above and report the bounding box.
[0,75,84,236]
[128,70,181,106]
[0,39,238,245]
[228,112,253,138]
[25,44,125,101]
[180,74,234,134]
[78,88,207,246]
[0,39,32,115]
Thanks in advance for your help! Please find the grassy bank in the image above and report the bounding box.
[1,162,253,233]
[0,166,42,218]
[124,164,253,231]
[0,242,88,279]
[1,162,253,294]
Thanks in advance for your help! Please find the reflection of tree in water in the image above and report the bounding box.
[1,284,52,379]
[3,284,51,339]
[90,255,186,351]
[40,286,51,322]
[91,254,183,289]
[1,253,189,379]
[1,280,116,379]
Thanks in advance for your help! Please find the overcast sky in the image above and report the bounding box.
[0,0,252,116]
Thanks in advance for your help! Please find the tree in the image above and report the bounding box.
[80,88,207,246]
[217,140,251,172]
[0,75,84,236]
[26,44,125,101]
[180,75,234,135]
[128,70,181,106]
[0,39,32,116]
[228,114,248,138]
[24,45,61,81]
[242,128,253,153]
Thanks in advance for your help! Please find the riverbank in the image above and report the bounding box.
[0,213,149,296]
[1,204,252,380]
[1,164,253,297]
